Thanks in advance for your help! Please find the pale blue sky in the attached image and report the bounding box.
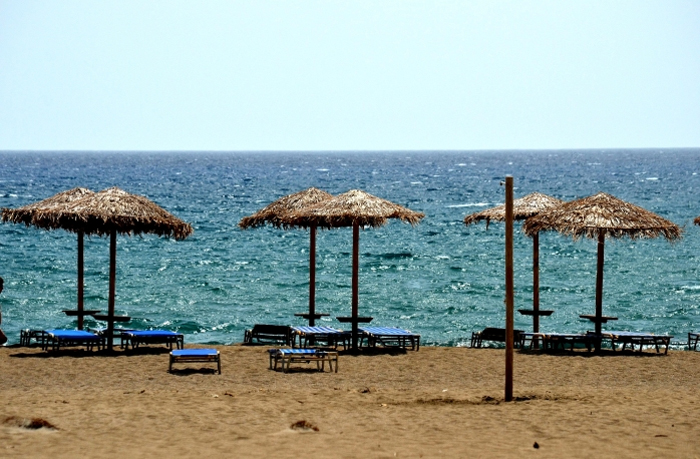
[1,1,699,151]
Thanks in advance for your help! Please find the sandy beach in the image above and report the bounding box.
[1,344,699,458]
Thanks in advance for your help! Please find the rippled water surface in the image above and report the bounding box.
[1,150,699,346]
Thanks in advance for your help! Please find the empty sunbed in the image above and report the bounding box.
[543,333,597,352]
[470,327,524,348]
[43,329,104,352]
[689,332,700,351]
[359,327,421,350]
[519,332,598,351]
[121,330,184,350]
[243,324,292,346]
[169,349,221,374]
[267,348,338,373]
[596,331,673,354]
[291,326,349,349]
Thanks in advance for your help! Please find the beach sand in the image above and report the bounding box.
[1,344,699,458]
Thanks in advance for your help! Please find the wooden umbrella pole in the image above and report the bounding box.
[108,230,117,351]
[352,222,360,350]
[532,231,540,333]
[77,231,85,330]
[595,230,606,338]
[505,176,514,402]
[309,225,317,326]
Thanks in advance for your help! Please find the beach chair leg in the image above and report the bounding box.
[217,358,221,374]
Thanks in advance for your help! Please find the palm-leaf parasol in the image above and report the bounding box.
[239,187,333,326]
[284,189,424,350]
[2,187,95,329]
[30,187,194,350]
[523,192,681,344]
[465,192,564,334]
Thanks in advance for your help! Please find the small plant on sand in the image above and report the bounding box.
[290,420,319,432]
[3,416,58,430]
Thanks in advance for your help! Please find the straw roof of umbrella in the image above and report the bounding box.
[464,192,564,228]
[238,187,333,230]
[2,187,95,227]
[284,189,425,229]
[523,192,681,241]
[26,187,193,240]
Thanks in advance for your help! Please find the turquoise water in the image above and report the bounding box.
[1,150,699,346]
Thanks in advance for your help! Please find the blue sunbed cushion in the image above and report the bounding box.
[171,349,218,357]
[268,348,319,355]
[292,326,342,334]
[46,330,100,339]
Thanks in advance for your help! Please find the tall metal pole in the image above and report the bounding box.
[309,225,317,326]
[505,176,514,402]
[77,231,85,330]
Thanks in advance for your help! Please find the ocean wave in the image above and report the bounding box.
[446,203,490,208]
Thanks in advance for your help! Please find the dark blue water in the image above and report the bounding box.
[1,150,699,346]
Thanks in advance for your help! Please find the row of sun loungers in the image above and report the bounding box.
[471,326,675,354]
[19,328,185,352]
[244,324,421,351]
[517,330,673,354]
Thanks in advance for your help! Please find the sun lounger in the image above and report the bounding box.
[359,327,421,351]
[243,324,292,346]
[121,330,184,350]
[291,326,349,349]
[43,329,104,351]
[542,333,597,352]
[169,349,221,374]
[267,348,338,373]
[596,331,673,354]
[519,332,598,351]
[689,332,700,351]
[470,327,524,348]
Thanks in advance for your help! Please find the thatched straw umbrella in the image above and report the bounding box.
[2,187,95,329]
[29,187,194,350]
[239,187,333,326]
[523,192,681,344]
[464,192,564,335]
[284,189,425,350]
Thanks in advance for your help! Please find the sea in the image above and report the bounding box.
[1,149,699,347]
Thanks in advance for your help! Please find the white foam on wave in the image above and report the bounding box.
[646,177,659,181]
[446,202,490,208]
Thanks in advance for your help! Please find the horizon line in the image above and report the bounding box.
[1,147,699,154]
